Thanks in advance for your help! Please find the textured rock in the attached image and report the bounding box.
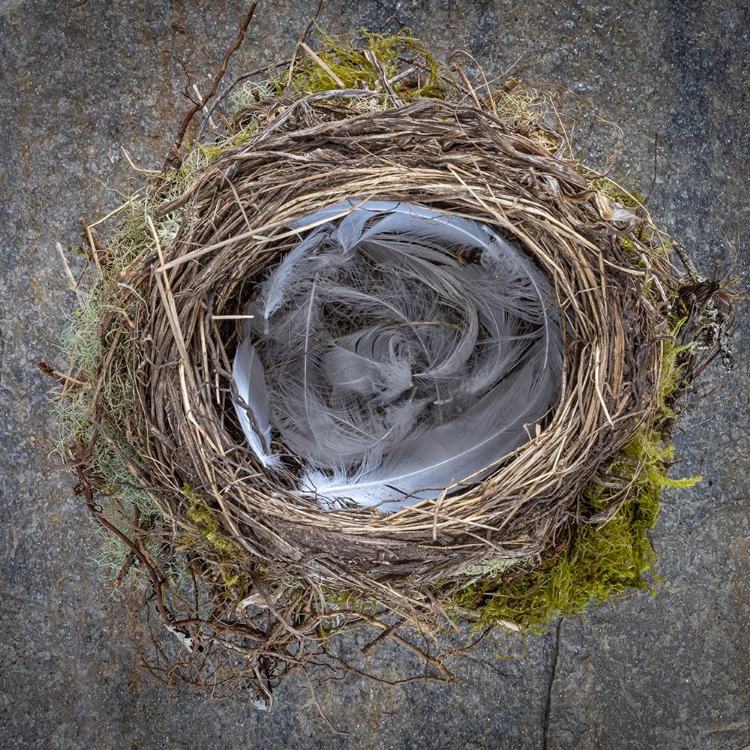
[0,1,747,747]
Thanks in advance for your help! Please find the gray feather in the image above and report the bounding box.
[231,338,281,469]
[233,200,563,511]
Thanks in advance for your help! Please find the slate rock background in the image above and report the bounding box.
[0,1,748,747]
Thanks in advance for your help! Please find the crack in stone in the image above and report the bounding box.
[542,618,562,750]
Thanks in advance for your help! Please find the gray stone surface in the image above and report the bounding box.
[1,0,748,748]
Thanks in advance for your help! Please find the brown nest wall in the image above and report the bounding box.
[112,95,674,606]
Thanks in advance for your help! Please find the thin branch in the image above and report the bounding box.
[163,0,260,171]
[286,0,323,87]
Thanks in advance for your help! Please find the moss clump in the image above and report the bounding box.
[452,330,701,631]
[452,433,699,631]
[182,483,248,562]
[284,29,448,99]
[180,484,251,594]
[587,177,646,210]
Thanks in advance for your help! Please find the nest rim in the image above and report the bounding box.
[106,94,679,591]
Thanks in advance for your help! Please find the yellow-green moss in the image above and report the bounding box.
[450,324,700,632]
[283,29,449,99]
[180,483,252,595]
[183,483,250,562]
[588,177,646,210]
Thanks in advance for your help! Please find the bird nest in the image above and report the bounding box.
[49,31,736,702]
[145,96,667,579]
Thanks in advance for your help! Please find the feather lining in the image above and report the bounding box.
[232,200,563,511]
[231,338,281,470]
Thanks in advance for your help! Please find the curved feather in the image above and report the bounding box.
[231,338,281,469]
[233,200,563,511]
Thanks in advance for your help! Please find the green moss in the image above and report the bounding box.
[183,483,249,560]
[588,177,646,210]
[283,29,449,100]
[450,323,700,632]
[451,435,694,631]
[181,483,252,595]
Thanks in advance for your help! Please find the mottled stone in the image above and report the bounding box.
[1,1,747,747]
